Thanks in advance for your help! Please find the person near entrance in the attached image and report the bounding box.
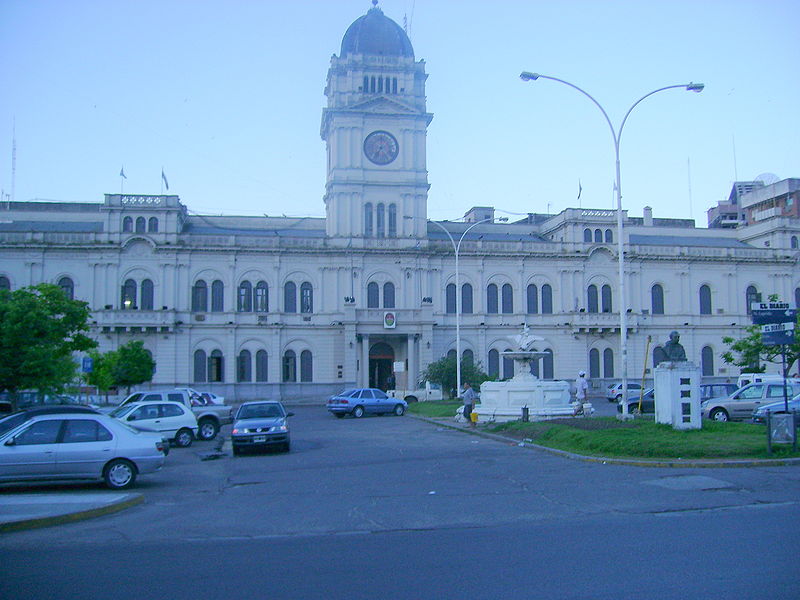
[462,382,477,427]
[386,372,396,391]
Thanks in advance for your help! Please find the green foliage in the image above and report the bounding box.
[422,355,491,398]
[722,313,800,376]
[85,349,119,397]
[111,340,156,393]
[0,284,97,399]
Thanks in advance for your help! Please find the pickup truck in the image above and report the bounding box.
[387,381,444,403]
[120,389,232,441]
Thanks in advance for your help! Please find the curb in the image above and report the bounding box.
[0,493,144,534]
[408,414,800,468]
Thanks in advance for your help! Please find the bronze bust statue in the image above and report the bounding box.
[663,330,687,362]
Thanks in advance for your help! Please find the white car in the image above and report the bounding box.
[109,400,198,447]
[0,412,165,489]
[606,382,642,402]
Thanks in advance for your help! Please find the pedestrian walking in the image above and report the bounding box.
[574,371,589,416]
[462,382,477,427]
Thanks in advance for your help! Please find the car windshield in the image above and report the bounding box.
[109,404,136,418]
[0,413,28,437]
[238,404,284,419]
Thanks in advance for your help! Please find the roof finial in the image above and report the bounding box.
[372,0,378,6]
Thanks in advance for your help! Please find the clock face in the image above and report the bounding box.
[363,130,399,165]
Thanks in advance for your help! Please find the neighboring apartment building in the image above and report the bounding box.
[1,4,799,401]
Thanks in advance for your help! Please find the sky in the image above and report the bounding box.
[1,0,798,225]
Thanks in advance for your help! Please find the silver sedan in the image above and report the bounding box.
[0,412,166,489]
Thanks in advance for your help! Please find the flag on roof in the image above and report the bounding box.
[119,166,127,179]
[161,168,169,190]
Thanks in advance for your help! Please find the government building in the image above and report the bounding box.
[1,3,798,401]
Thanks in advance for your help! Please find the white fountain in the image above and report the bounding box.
[473,325,573,423]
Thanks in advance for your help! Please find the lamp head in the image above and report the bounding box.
[686,82,704,93]
[519,71,540,82]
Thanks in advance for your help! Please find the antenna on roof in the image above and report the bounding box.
[11,117,16,202]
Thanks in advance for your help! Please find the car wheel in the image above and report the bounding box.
[405,396,418,403]
[198,419,219,441]
[174,428,194,447]
[393,404,405,416]
[709,408,730,422]
[104,459,137,490]
[352,406,365,418]
[334,412,345,419]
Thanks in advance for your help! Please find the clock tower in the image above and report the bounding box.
[321,1,432,246]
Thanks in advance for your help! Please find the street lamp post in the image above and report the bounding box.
[520,72,703,416]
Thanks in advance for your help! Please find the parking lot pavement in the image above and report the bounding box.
[0,491,142,533]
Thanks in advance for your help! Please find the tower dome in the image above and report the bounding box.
[340,1,414,59]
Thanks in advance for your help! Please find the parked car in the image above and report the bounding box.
[0,412,166,489]
[120,389,231,441]
[327,388,408,418]
[699,383,738,403]
[752,397,800,425]
[231,401,293,455]
[174,387,225,406]
[0,405,101,438]
[701,381,800,422]
[109,400,198,447]
[606,382,642,402]
[617,388,655,415]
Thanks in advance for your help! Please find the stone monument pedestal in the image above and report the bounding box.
[654,361,702,430]
[474,351,572,423]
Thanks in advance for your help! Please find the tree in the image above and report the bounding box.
[84,349,119,402]
[111,340,156,394]
[422,355,491,398]
[722,314,800,377]
[0,284,97,403]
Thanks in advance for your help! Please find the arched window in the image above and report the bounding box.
[603,348,614,378]
[594,229,602,243]
[604,229,613,243]
[587,285,599,313]
[283,350,297,382]
[383,282,395,308]
[701,346,714,377]
[487,284,498,314]
[121,279,137,309]
[445,284,456,314]
[284,282,297,313]
[368,282,380,308]
[148,217,158,232]
[300,282,313,313]
[255,281,268,312]
[601,284,612,313]
[370,76,376,93]
[364,203,373,237]
[651,284,664,314]
[542,284,553,314]
[502,348,514,380]
[363,76,369,92]
[192,280,207,312]
[377,76,383,93]
[256,350,268,382]
[58,276,74,300]
[238,281,253,312]
[461,283,473,314]
[462,349,474,365]
[501,284,513,314]
[392,78,397,93]
[796,287,800,310]
[792,235,798,249]
[583,228,592,242]
[447,349,457,362]
[527,284,538,314]
[211,280,224,312]
[699,284,712,315]
[488,349,499,378]
[140,279,154,310]
[589,348,600,378]
[208,350,224,382]
[122,217,133,232]
[237,350,252,382]
[135,217,146,233]
[530,353,540,378]
[542,349,554,380]
[376,203,385,238]
[300,350,313,382]
[388,204,397,237]
[0,276,9,291]
[193,350,207,382]
[745,285,760,315]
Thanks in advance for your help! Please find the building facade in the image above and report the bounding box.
[1,4,799,401]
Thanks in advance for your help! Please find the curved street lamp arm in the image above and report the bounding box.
[618,84,696,144]
[456,217,493,253]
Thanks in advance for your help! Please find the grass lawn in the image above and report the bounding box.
[407,401,799,460]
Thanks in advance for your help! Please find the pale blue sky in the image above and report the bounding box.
[1,0,798,224]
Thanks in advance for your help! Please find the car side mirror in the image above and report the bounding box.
[4,437,15,446]
[286,412,295,417]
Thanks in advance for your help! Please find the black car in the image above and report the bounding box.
[617,388,655,415]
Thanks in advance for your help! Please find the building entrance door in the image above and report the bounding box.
[369,342,395,391]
